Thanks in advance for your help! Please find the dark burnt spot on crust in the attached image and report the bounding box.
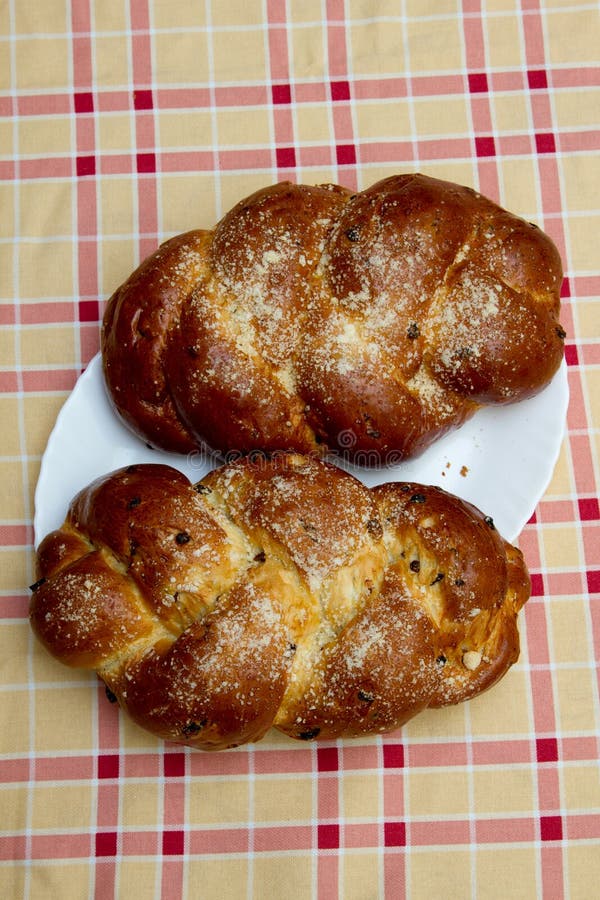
[194,483,212,494]
[29,577,47,592]
[409,493,427,504]
[182,719,207,737]
[298,727,321,741]
[175,531,191,545]
[357,689,375,704]
[345,226,361,242]
[253,549,266,563]
[406,322,420,340]
[556,326,567,340]
[409,559,421,573]
[105,685,118,704]
[430,572,445,586]
[127,496,141,509]
[484,516,495,530]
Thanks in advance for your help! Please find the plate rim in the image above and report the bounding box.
[34,352,569,547]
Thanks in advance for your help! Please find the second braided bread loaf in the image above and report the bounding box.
[31,454,530,750]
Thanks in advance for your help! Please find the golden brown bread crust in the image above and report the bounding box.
[102,173,564,462]
[30,455,530,750]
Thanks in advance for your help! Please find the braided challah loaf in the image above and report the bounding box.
[102,173,564,462]
[30,454,530,750]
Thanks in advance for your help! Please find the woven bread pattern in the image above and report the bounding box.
[102,173,564,463]
[30,456,530,751]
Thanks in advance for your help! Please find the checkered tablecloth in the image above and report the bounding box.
[1,1,599,898]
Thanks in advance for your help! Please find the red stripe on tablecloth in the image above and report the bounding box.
[561,129,600,152]
[71,10,114,897]
[15,95,72,116]
[570,433,598,494]
[496,133,534,156]
[155,87,211,108]
[537,499,577,524]
[18,158,73,179]
[0,595,28,619]
[31,833,92,860]
[538,765,562,813]
[343,822,382,848]
[16,368,78,391]
[566,814,600,839]
[214,85,269,106]
[122,754,162,779]
[95,90,131,112]
[188,749,251,778]
[71,0,100,382]
[461,2,499,199]
[4,68,598,121]
[583,526,600,569]
[0,524,34,545]
[417,138,473,161]
[383,751,406,893]
[383,770,404,824]
[407,742,469,767]
[266,2,295,180]
[411,818,471,845]
[491,70,526,91]
[252,748,312,775]
[0,758,34,783]
[0,371,19,391]
[252,825,313,852]
[0,305,16,325]
[160,151,216,172]
[471,739,533,766]
[4,129,600,186]
[218,148,273,170]
[187,828,254,854]
[162,752,187,896]
[130,0,159,264]
[521,6,570,890]
[546,570,587,596]
[476,816,537,843]
[326,2,357,190]
[526,602,552,666]
[162,831,184,854]
[4,813,600,863]
[529,670,558,734]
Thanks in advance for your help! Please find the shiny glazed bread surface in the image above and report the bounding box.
[102,173,564,462]
[31,456,530,750]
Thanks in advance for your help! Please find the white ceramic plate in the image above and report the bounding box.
[34,352,568,546]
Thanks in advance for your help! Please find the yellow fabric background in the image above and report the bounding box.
[1,1,599,897]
